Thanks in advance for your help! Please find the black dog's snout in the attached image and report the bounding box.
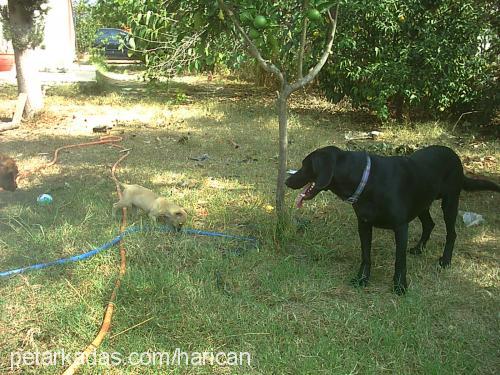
[285,171,307,189]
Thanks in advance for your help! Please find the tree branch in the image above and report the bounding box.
[297,0,309,80]
[218,0,284,84]
[289,4,339,93]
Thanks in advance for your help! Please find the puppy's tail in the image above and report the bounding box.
[463,176,500,192]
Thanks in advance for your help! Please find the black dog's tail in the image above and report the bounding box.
[463,176,500,192]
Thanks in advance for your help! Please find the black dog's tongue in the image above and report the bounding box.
[295,183,313,208]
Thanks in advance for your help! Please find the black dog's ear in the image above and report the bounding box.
[312,153,334,190]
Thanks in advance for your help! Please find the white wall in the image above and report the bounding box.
[37,0,76,70]
[0,0,75,70]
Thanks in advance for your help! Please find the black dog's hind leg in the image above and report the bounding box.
[439,193,459,268]
[351,221,372,287]
[410,209,435,255]
[393,224,409,295]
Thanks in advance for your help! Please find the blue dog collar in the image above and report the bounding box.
[346,154,371,204]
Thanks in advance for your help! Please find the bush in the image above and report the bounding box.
[318,0,499,123]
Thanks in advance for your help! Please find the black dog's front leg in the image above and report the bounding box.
[351,221,372,287]
[393,224,409,295]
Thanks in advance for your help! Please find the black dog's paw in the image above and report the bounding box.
[393,275,408,295]
[350,276,369,288]
[409,244,423,255]
[393,281,407,295]
[438,257,451,268]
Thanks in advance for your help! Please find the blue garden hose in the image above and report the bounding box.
[0,226,258,278]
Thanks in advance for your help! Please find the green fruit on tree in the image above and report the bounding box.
[249,29,260,39]
[254,15,267,28]
[307,8,321,21]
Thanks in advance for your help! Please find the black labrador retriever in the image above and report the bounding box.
[286,145,499,294]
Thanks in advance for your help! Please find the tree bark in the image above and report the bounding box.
[13,48,43,116]
[274,85,293,243]
[392,93,404,122]
[8,0,44,118]
[276,88,290,213]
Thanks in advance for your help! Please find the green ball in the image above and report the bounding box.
[254,15,267,29]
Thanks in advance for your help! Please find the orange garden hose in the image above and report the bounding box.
[15,136,130,375]
[16,135,126,184]
[62,147,129,375]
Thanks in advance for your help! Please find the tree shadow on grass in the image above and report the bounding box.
[45,77,273,107]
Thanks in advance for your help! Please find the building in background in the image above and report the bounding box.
[0,0,75,71]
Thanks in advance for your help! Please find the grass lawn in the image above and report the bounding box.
[0,75,499,374]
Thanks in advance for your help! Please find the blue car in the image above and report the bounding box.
[94,28,132,59]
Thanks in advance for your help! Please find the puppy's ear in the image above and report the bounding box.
[312,153,334,190]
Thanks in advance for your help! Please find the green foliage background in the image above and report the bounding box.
[73,0,101,55]
[86,0,498,123]
[0,0,49,50]
[318,0,499,121]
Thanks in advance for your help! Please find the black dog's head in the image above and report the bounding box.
[285,147,338,207]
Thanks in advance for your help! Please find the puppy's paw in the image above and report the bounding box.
[350,276,369,288]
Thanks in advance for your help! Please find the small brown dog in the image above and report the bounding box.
[113,183,187,230]
[0,154,18,191]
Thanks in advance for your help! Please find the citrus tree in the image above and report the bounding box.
[217,0,339,227]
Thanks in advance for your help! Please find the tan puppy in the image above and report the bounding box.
[113,184,187,230]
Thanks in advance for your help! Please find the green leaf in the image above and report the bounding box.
[128,37,136,50]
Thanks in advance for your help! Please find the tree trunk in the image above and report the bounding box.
[8,0,44,118]
[274,86,292,246]
[13,48,43,117]
[276,90,289,214]
[393,93,404,123]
